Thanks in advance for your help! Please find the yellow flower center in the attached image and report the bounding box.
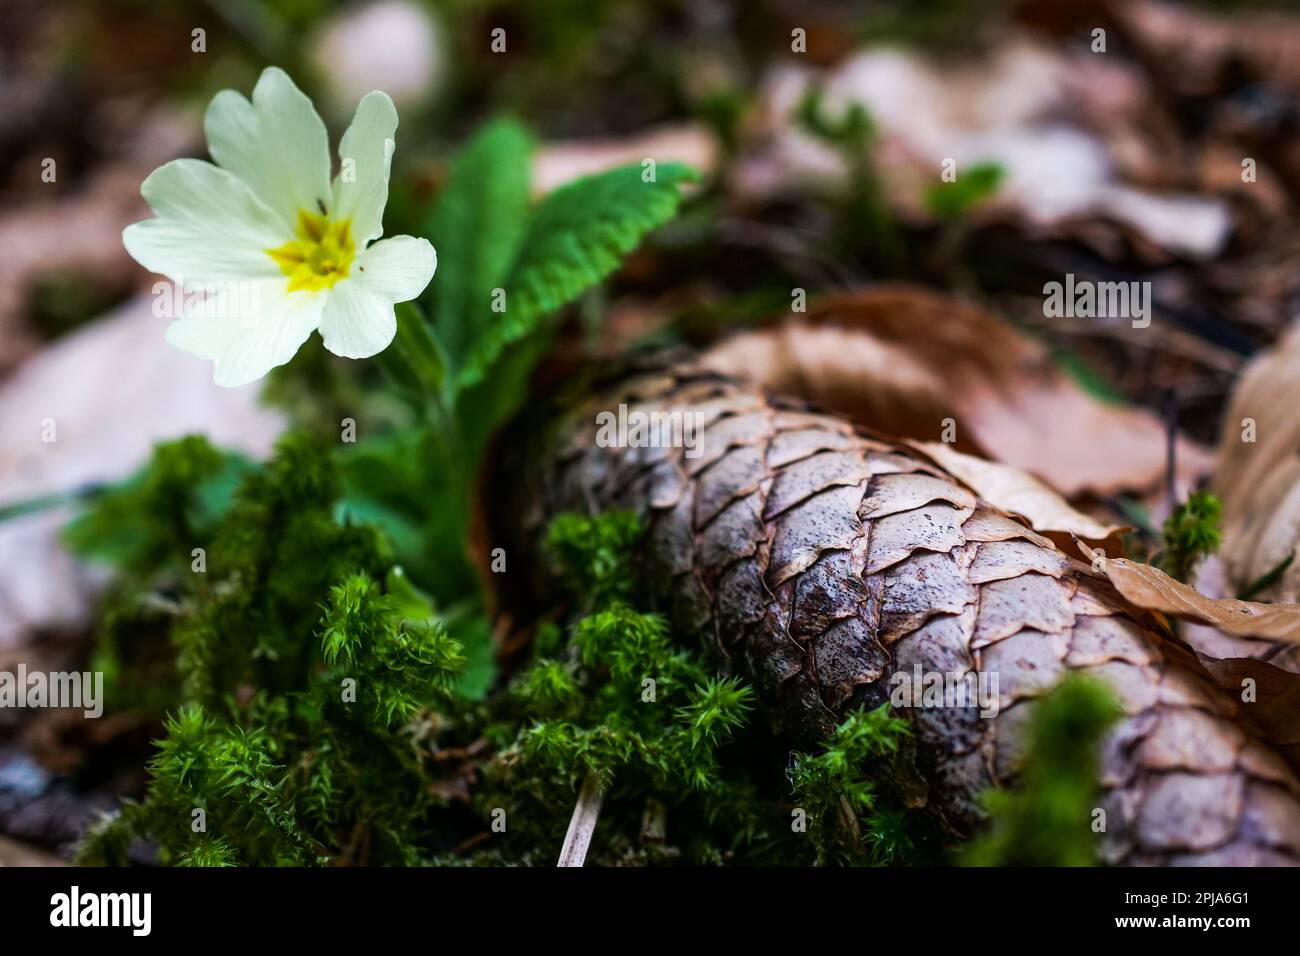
[267,210,355,292]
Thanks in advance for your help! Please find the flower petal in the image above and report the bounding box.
[317,281,397,359]
[352,235,437,302]
[164,278,325,387]
[123,159,288,284]
[204,67,332,231]
[331,91,398,246]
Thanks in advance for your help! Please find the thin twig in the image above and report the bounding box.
[557,774,604,867]
[1164,386,1178,509]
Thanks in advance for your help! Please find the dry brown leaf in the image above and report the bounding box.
[1178,324,1300,681]
[701,319,949,445]
[0,295,284,651]
[1195,656,1300,771]
[909,440,1125,548]
[1172,556,1300,666]
[1212,322,1300,604]
[1078,541,1300,644]
[701,286,1213,498]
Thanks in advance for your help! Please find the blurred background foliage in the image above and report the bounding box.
[4,0,1300,865]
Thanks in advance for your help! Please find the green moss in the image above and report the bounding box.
[75,433,466,867]
[454,511,778,864]
[1158,490,1223,584]
[787,706,916,865]
[545,507,644,605]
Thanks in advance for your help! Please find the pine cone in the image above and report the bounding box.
[504,353,1300,865]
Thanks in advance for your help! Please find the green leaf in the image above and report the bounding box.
[1239,553,1295,601]
[924,160,1004,220]
[336,426,476,600]
[457,161,698,389]
[797,87,874,148]
[448,612,496,700]
[425,118,533,371]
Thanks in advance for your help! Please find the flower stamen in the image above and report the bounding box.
[268,210,355,292]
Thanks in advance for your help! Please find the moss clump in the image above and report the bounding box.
[1158,490,1222,584]
[787,705,917,865]
[76,433,465,866]
[459,512,767,865]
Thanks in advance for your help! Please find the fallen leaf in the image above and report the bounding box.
[0,295,285,650]
[701,317,949,445]
[1077,541,1300,644]
[1196,655,1300,773]
[909,440,1126,548]
[701,286,1213,498]
[1212,321,1300,604]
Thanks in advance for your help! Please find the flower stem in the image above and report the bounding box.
[557,774,604,867]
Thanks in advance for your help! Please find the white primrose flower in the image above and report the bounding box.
[123,67,436,387]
